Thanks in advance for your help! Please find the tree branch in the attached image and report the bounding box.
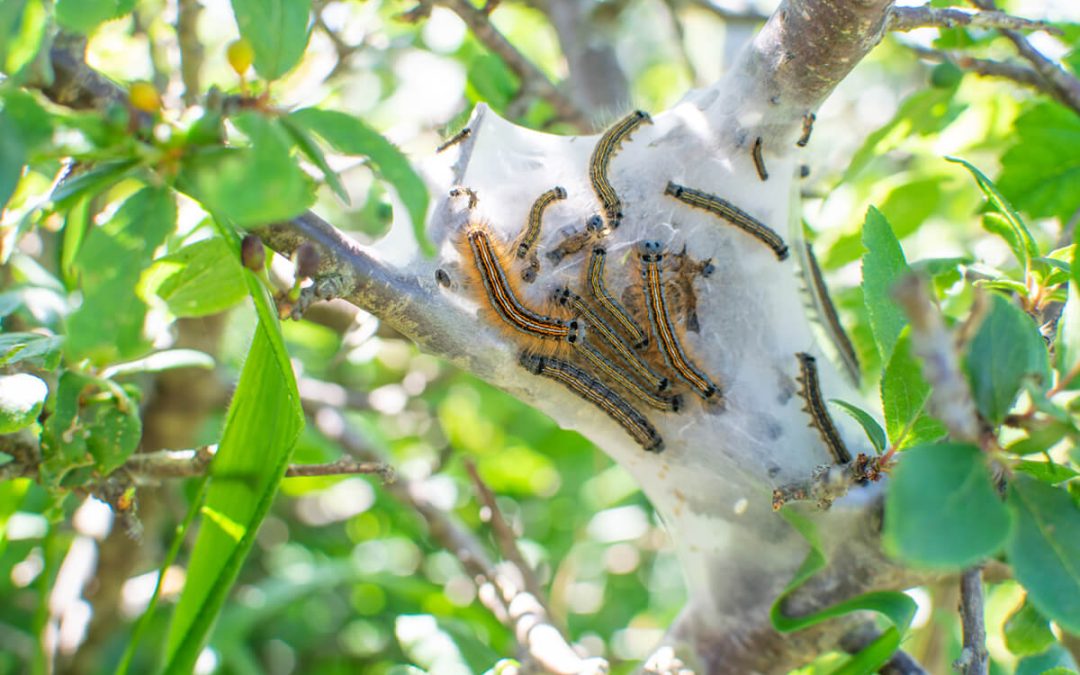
[954,567,989,675]
[464,459,549,612]
[892,275,983,446]
[403,0,590,129]
[888,6,1061,35]
[907,45,1047,92]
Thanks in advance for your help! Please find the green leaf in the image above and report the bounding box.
[55,0,135,33]
[179,114,314,227]
[289,108,432,255]
[964,293,1050,424]
[140,236,248,317]
[83,387,141,475]
[162,221,303,673]
[40,371,95,486]
[0,0,48,80]
[982,212,1026,270]
[66,186,177,363]
[278,114,350,204]
[861,206,910,362]
[830,399,886,454]
[1014,460,1078,484]
[998,102,1080,226]
[467,54,518,111]
[881,331,947,449]
[1005,420,1072,456]
[0,373,48,433]
[948,156,1039,266]
[884,443,1012,569]
[1006,475,1080,633]
[1016,643,1079,675]
[100,349,215,379]
[1056,237,1080,389]
[0,89,51,211]
[771,508,917,674]
[844,88,966,180]
[230,0,311,81]
[1004,599,1057,657]
[0,332,63,369]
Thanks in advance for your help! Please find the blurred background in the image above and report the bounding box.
[2,0,1079,672]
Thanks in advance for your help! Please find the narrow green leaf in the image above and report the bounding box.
[162,218,303,673]
[278,115,350,204]
[101,349,215,379]
[66,186,177,362]
[981,212,1026,271]
[0,373,48,433]
[179,114,314,227]
[881,331,947,449]
[884,443,1012,569]
[964,293,1050,424]
[830,399,886,454]
[289,108,432,255]
[1005,420,1072,456]
[1004,599,1057,657]
[861,206,910,362]
[55,0,135,33]
[770,509,916,674]
[948,156,1038,265]
[140,236,248,318]
[230,0,311,81]
[50,159,139,208]
[1006,475,1080,633]
[998,102,1080,226]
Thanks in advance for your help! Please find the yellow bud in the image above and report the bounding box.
[129,81,161,113]
[227,38,255,77]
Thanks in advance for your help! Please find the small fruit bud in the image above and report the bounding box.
[227,38,255,77]
[241,234,265,272]
[129,82,161,113]
[295,243,320,279]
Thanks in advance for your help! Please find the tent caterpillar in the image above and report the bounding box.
[795,352,852,464]
[589,110,651,229]
[796,113,815,148]
[639,240,724,406]
[437,126,471,153]
[519,352,664,453]
[803,243,860,384]
[587,247,648,349]
[752,136,768,181]
[517,186,568,260]
[664,182,789,261]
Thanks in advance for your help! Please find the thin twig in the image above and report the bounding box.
[689,0,768,24]
[888,6,1061,35]
[176,0,203,105]
[771,453,884,511]
[967,0,1080,116]
[307,405,607,674]
[434,0,589,129]
[954,567,989,675]
[892,274,984,445]
[464,459,549,611]
[908,45,1046,91]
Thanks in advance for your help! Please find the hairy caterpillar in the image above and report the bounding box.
[587,247,648,349]
[517,186,568,259]
[519,352,664,453]
[639,241,724,405]
[797,113,815,148]
[589,110,651,228]
[795,352,852,464]
[803,243,860,384]
[664,182,789,261]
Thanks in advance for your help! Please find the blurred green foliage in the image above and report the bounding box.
[1,0,1080,674]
